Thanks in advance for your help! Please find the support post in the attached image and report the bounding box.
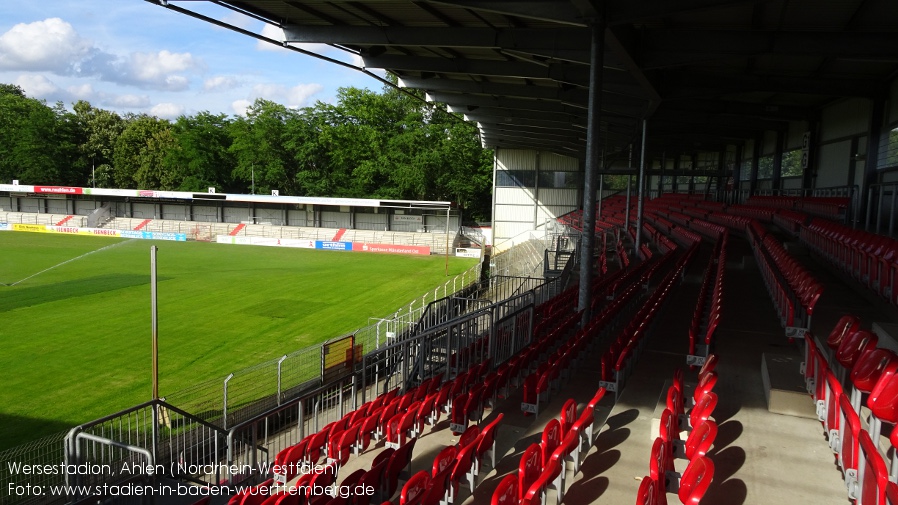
[772,130,785,191]
[577,16,605,325]
[151,246,159,400]
[625,144,632,230]
[862,94,886,230]
[635,120,647,254]
[749,136,761,197]
[223,373,234,430]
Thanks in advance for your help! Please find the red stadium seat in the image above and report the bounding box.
[678,456,714,505]
[400,471,430,505]
[491,474,519,505]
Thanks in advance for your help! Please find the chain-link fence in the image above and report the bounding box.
[0,432,67,505]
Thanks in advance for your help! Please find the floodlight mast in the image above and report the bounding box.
[151,246,159,400]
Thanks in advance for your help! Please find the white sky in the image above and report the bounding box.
[0,1,384,119]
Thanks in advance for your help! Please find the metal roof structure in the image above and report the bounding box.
[148,0,898,161]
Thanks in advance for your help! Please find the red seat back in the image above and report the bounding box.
[636,476,658,505]
[666,386,684,419]
[870,361,898,424]
[650,437,672,484]
[458,424,481,448]
[400,471,431,505]
[385,439,417,499]
[689,392,718,428]
[518,443,541,502]
[541,419,562,466]
[851,348,897,394]
[587,386,606,411]
[491,474,518,505]
[837,330,879,370]
[827,315,861,352]
[432,445,458,475]
[678,456,714,505]
[685,420,718,460]
[561,399,577,437]
[693,371,718,404]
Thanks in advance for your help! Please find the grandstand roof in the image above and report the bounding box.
[147,0,898,160]
[0,183,452,209]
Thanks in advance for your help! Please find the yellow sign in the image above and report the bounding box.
[12,224,47,233]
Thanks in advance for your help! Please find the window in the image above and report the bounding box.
[496,170,536,187]
[740,160,752,181]
[538,171,582,189]
[757,155,774,179]
[782,149,804,177]
[879,126,898,170]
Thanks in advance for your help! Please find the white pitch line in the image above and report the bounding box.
[3,239,137,287]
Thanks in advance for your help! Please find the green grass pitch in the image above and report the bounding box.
[0,232,477,451]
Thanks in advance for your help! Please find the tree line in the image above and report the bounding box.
[0,80,494,221]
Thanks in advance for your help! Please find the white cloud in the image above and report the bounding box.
[130,50,199,82]
[0,18,202,92]
[0,18,92,72]
[286,83,324,107]
[220,12,255,31]
[250,82,323,108]
[14,74,60,98]
[109,94,151,108]
[150,102,184,119]
[256,24,288,52]
[231,99,252,116]
[204,75,240,92]
[67,83,95,100]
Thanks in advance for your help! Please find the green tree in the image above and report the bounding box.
[72,100,126,187]
[112,115,172,188]
[0,90,70,184]
[166,112,234,191]
[229,99,298,195]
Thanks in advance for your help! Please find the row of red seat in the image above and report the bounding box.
[706,212,823,337]
[602,243,700,399]
[800,218,898,306]
[638,201,730,364]
[802,316,898,504]
[687,232,727,362]
[399,413,505,505]
[747,195,850,221]
[771,209,808,236]
[637,357,719,505]
[759,232,824,335]
[494,387,607,505]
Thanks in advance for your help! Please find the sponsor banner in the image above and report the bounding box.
[45,226,121,237]
[9,224,183,241]
[352,243,431,255]
[0,223,11,231]
[455,247,482,259]
[34,185,82,195]
[216,236,314,249]
[0,184,35,193]
[121,230,187,241]
[316,241,352,251]
[392,214,423,223]
[84,188,142,197]
[13,224,48,233]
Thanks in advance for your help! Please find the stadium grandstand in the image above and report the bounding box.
[2,1,898,505]
[0,186,469,256]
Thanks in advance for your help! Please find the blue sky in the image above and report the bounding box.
[0,0,384,119]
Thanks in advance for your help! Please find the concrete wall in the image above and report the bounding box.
[492,148,581,247]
